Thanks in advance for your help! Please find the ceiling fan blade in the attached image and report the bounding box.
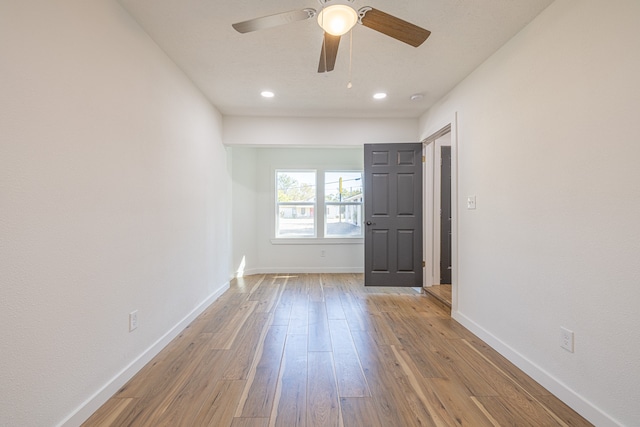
[232,8,316,34]
[318,33,341,73]
[359,7,431,47]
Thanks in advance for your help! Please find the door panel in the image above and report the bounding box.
[364,143,423,287]
[397,174,416,214]
[397,230,415,271]
[371,230,389,271]
[371,174,390,215]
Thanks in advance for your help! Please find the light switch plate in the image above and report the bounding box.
[467,196,477,210]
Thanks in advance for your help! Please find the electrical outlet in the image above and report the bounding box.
[560,327,574,352]
[129,310,138,332]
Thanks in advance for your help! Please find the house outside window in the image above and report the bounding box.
[275,169,363,240]
[276,170,316,237]
[324,171,363,238]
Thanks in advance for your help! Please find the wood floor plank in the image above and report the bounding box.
[307,274,325,302]
[389,345,452,427]
[423,284,452,310]
[231,417,270,427]
[447,338,533,398]
[350,329,437,427]
[201,293,251,335]
[192,380,246,427]
[370,293,428,315]
[431,340,502,398]
[270,334,307,427]
[536,395,593,426]
[236,325,288,418]
[323,283,346,320]
[426,377,497,427]
[365,312,403,346]
[222,312,271,380]
[272,277,293,326]
[107,333,213,425]
[337,290,369,332]
[249,276,282,313]
[81,397,135,427]
[464,335,554,397]
[328,319,370,398]
[85,274,591,427]
[308,300,332,352]
[288,280,310,335]
[307,351,342,427]
[115,326,213,398]
[210,300,259,349]
[245,274,267,295]
[474,395,564,426]
[153,349,230,426]
[374,343,440,427]
[380,311,449,378]
[339,397,384,427]
[233,274,266,294]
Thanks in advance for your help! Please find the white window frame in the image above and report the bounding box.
[273,168,364,243]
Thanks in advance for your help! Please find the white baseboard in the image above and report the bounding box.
[235,267,364,277]
[452,311,621,427]
[59,282,230,427]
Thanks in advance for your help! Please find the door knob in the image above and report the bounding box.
[366,221,373,226]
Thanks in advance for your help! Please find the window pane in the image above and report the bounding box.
[325,172,363,202]
[325,172,363,238]
[325,204,363,237]
[276,171,316,238]
[277,205,315,237]
[277,171,316,202]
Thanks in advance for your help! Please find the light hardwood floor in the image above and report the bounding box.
[83,274,591,426]
[423,284,452,309]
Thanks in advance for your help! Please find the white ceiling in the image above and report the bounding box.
[118,0,554,118]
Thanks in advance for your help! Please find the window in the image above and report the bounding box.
[275,169,363,240]
[324,171,363,237]
[276,170,316,237]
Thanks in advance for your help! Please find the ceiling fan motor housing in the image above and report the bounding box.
[317,0,359,36]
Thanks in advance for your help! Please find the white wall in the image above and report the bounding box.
[230,147,365,275]
[0,1,231,426]
[230,146,259,275]
[224,115,418,146]
[419,1,640,425]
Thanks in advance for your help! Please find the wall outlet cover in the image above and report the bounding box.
[560,327,574,352]
[129,310,138,332]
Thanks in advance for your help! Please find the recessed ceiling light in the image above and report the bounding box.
[373,92,387,100]
[261,91,275,98]
[410,93,424,101]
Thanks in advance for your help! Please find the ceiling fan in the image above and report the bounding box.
[232,0,431,73]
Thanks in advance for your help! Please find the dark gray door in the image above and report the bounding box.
[364,143,423,287]
[440,146,452,284]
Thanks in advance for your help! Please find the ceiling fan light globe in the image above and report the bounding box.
[317,4,358,36]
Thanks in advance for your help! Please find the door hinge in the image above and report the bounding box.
[422,155,425,163]
[422,261,426,268]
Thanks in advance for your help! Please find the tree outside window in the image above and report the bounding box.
[276,171,316,237]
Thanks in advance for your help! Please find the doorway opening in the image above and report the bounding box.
[422,119,457,311]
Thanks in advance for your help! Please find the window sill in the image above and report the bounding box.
[271,238,364,245]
